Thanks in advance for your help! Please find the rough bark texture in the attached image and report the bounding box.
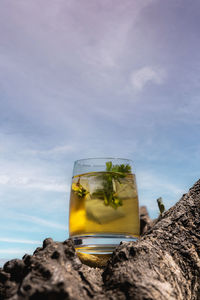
[0,180,200,300]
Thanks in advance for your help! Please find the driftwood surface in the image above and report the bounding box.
[0,180,200,300]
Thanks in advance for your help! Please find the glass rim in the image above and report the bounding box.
[74,157,134,164]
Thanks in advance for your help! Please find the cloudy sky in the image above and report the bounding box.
[0,0,200,265]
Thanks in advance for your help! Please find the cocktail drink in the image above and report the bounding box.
[69,158,140,262]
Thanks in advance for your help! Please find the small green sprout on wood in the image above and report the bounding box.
[157,197,165,216]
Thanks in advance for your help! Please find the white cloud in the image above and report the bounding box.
[28,144,76,156]
[0,249,32,254]
[130,66,166,91]
[0,175,9,185]
[0,174,68,192]
[0,223,43,233]
[0,0,158,124]
[13,213,67,230]
[0,238,40,244]
[0,134,70,195]
[137,170,183,196]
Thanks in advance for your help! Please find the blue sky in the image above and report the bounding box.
[0,0,200,265]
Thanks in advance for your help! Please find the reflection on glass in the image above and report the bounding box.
[69,158,140,266]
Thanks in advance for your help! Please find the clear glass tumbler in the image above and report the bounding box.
[69,158,140,264]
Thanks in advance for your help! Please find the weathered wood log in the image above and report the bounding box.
[139,205,154,235]
[0,180,200,300]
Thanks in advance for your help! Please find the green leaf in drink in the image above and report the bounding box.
[92,161,132,209]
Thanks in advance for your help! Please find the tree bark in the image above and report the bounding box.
[0,180,200,300]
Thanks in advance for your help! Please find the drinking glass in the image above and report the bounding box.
[69,158,140,263]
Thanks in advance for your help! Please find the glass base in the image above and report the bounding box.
[72,234,137,255]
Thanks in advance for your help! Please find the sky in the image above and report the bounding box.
[0,0,200,266]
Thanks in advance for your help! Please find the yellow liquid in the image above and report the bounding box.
[69,172,140,237]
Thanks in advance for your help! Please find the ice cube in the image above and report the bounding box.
[86,198,125,224]
[88,174,104,195]
[115,177,137,199]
